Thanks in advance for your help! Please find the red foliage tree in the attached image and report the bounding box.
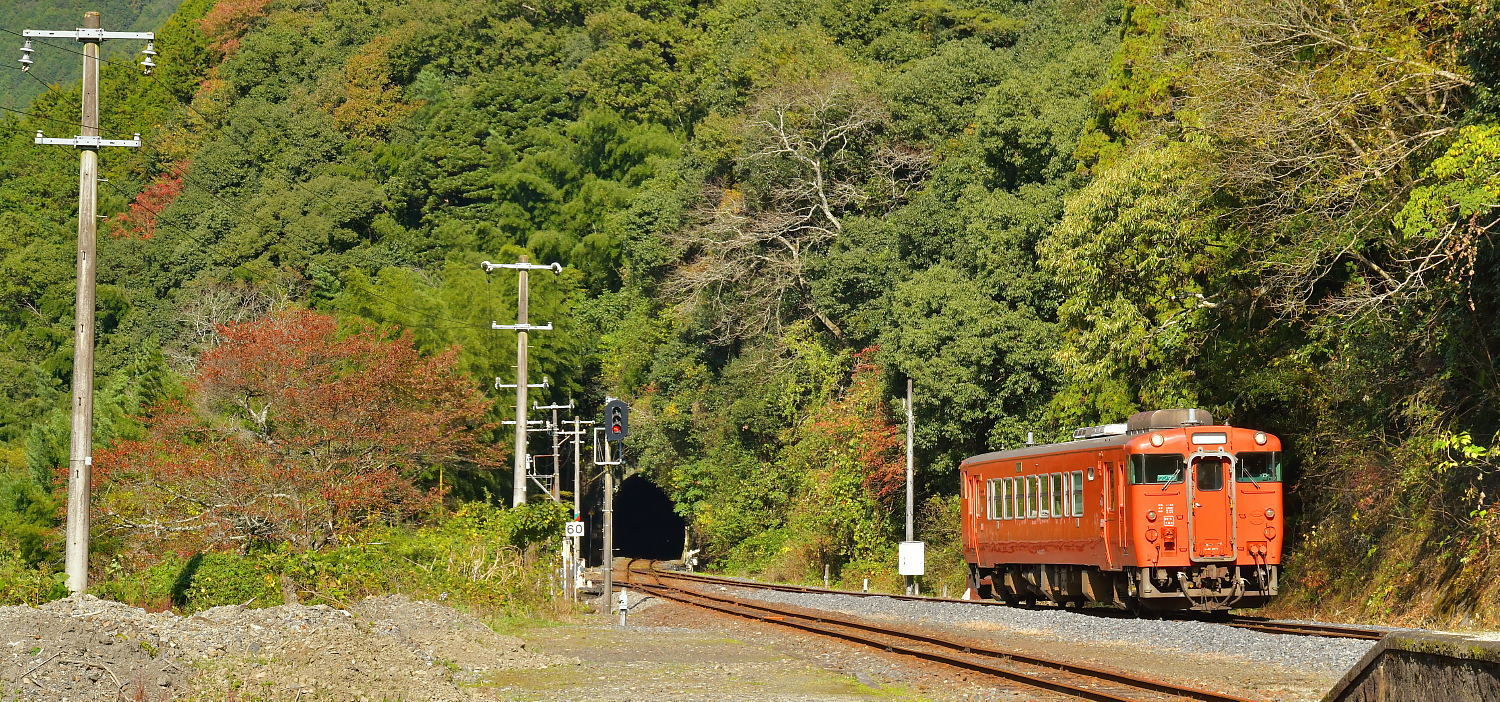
[110,164,186,239]
[807,347,905,504]
[96,310,503,554]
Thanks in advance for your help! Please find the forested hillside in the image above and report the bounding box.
[0,0,1496,625]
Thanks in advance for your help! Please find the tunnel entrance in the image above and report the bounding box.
[609,475,686,561]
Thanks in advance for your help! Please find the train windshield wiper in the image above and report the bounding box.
[1157,462,1184,493]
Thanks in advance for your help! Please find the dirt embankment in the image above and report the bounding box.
[0,594,562,701]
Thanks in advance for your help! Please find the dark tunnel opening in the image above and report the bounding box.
[604,475,686,561]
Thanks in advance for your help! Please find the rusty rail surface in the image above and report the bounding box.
[622,560,1263,702]
[639,564,1386,641]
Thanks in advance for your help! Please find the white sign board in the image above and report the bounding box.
[564,521,585,538]
[898,540,925,576]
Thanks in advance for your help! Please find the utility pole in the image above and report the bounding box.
[559,416,592,602]
[482,257,561,507]
[901,378,923,596]
[536,401,574,501]
[23,12,154,595]
[906,378,915,544]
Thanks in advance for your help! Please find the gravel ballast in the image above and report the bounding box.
[724,586,1376,676]
[0,593,562,701]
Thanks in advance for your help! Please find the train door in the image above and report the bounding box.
[1101,459,1122,568]
[963,471,983,558]
[1188,454,1236,561]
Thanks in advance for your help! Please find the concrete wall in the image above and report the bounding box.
[1322,631,1500,702]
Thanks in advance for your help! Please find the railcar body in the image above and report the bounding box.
[959,409,1283,612]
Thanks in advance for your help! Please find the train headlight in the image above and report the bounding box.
[1254,432,1268,445]
[1146,510,1157,522]
[1265,508,1275,520]
[1145,529,1159,542]
[1150,433,1164,447]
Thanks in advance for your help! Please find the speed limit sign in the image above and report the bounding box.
[564,521,585,538]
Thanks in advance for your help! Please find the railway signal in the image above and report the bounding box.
[598,397,629,617]
[604,398,629,441]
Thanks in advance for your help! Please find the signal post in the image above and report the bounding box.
[598,398,628,617]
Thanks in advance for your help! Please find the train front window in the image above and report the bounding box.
[1129,454,1185,484]
[1195,458,1224,491]
[1236,452,1281,482]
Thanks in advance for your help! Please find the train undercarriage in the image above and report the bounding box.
[968,562,1279,612]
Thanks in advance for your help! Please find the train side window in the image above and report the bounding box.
[1072,470,1085,515]
[1051,474,1065,517]
[1027,477,1039,518]
[999,479,1010,519]
[1038,475,1049,518]
[987,478,1002,519]
[1060,473,1070,517]
[1009,477,1020,518]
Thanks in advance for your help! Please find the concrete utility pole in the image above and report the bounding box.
[904,378,919,596]
[24,12,153,595]
[536,401,573,501]
[482,257,561,506]
[906,378,915,543]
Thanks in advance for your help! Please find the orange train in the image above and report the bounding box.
[959,409,1283,612]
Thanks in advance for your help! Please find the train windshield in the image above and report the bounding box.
[1129,454,1185,484]
[1236,452,1281,482]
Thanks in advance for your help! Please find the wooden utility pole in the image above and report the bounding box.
[481,257,561,507]
[514,260,529,507]
[26,12,153,595]
[66,12,101,597]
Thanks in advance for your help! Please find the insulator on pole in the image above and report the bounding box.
[19,40,34,71]
[139,40,156,74]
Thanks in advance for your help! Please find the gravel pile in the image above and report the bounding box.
[0,593,561,701]
[725,587,1376,675]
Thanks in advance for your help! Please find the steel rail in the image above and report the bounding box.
[623,560,1261,702]
[1213,618,1385,640]
[646,565,1387,641]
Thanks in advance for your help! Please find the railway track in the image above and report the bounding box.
[621,559,1263,702]
[633,563,1386,641]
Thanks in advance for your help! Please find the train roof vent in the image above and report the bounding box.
[1072,423,1127,440]
[1125,408,1214,433]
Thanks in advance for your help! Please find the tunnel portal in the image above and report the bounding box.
[609,474,686,561]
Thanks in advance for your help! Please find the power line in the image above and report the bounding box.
[0,27,148,74]
[0,103,138,139]
[5,25,478,332]
[6,22,390,255]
